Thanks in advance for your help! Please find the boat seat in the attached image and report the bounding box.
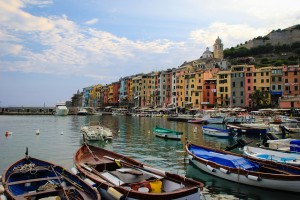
[8,176,62,186]
[260,165,293,175]
[19,186,77,198]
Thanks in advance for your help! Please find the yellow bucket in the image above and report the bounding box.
[149,180,162,193]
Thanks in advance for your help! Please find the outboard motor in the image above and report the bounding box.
[261,132,279,147]
[225,138,251,151]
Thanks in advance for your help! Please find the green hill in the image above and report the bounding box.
[224,25,300,66]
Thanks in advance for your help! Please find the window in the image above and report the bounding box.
[295,86,298,91]
[240,91,243,96]
[278,85,282,90]
[278,77,282,82]
[272,85,275,90]
[254,79,256,83]
[248,79,251,83]
[232,82,236,87]
[261,79,264,83]
[261,72,264,76]
[295,78,298,83]
[285,79,288,83]
[240,82,243,87]
[272,77,275,82]
[254,86,256,90]
[248,86,251,90]
[233,91,236,96]
[266,79,269,83]
[241,99,244,104]
[294,71,297,75]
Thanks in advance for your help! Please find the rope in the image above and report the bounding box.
[50,165,70,200]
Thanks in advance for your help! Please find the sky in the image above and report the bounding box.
[1,0,300,107]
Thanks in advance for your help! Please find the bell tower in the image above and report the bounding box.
[213,36,223,59]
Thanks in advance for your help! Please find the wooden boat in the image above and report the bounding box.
[1,149,101,200]
[74,143,204,200]
[152,126,183,140]
[243,145,300,166]
[185,142,300,193]
[80,121,113,141]
[202,126,235,138]
[281,125,300,134]
[226,123,269,136]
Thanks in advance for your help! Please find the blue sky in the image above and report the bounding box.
[1,0,300,107]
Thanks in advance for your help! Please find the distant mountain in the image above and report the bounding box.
[224,24,300,66]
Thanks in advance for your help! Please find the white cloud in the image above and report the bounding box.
[190,22,270,49]
[84,18,99,25]
[0,0,54,31]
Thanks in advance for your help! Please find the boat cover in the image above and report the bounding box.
[290,140,300,152]
[190,145,259,171]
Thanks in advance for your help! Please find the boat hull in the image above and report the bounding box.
[202,126,234,138]
[81,124,113,141]
[55,106,69,116]
[243,146,300,166]
[186,143,300,193]
[153,127,183,140]
[2,156,100,200]
[74,144,204,200]
[189,157,300,192]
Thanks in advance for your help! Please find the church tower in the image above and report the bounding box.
[213,36,224,59]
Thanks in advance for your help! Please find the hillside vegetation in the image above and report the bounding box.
[224,25,300,66]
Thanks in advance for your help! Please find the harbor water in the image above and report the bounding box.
[0,115,299,200]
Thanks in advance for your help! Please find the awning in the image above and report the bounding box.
[134,96,139,99]
[105,106,112,109]
[185,102,192,104]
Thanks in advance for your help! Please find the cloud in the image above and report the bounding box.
[84,18,99,25]
[0,0,54,31]
[190,22,270,49]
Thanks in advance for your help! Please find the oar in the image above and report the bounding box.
[103,156,166,178]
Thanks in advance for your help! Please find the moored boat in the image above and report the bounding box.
[185,141,300,193]
[54,102,69,116]
[74,143,204,200]
[153,126,183,140]
[1,149,101,200]
[202,126,235,138]
[243,145,300,166]
[80,121,113,141]
[226,123,269,136]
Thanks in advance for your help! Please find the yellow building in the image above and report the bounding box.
[216,70,231,107]
[253,67,271,104]
[131,75,143,107]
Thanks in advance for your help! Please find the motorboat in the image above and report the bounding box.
[80,121,113,141]
[54,102,69,116]
[152,126,183,140]
[202,126,236,138]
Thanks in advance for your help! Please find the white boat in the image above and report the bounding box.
[77,108,88,115]
[202,126,235,138]
[186,142,300,193]
[80,121,113,141]
[243,145,300,166]
[54,102,69,116]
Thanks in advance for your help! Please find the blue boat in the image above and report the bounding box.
[1,148,100,200]
[202,126,236,138]
[226,123,269,136]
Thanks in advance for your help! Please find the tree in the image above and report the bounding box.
[250,90,270,108]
